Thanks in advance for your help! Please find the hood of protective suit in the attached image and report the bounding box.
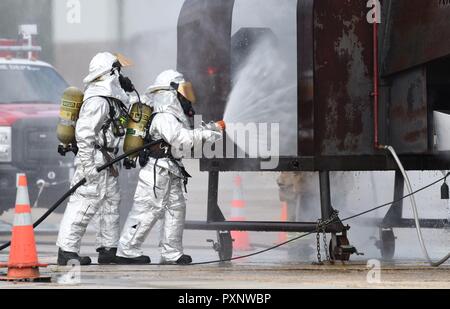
[143,70,189,126]
[83,52,130,104]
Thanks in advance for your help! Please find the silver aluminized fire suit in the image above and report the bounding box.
[57,52,130,253]
[117,70,222,262]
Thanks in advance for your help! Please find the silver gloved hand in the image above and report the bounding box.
[202,120,226,132]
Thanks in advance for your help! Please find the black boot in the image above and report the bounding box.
[57,248,92,266]
[115,255,151,265]
[97,247,118,264]
[176,254,192,265]
[161,254,193,265]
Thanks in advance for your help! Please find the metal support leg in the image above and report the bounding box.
[319,171,333,220]
[319,171,337,262]
[205,171,233,261]
[207,171,225,222]
[382,170,404,227]
[318,171,357,262]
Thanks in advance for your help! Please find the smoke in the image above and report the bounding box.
[121,0,184,91]
[224,36,297,157]
[123,28,179,92]
[224,38,297,157]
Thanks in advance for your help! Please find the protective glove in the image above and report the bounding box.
[203,120,226,133]
[202,130,223,144]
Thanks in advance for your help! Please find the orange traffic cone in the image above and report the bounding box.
[0,174,50,282]
[277,202,288,244]
[230,175,252,251]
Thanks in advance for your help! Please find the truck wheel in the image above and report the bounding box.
[217,231,233,261]
[329,234,351,262]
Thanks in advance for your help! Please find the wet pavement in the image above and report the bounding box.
[1,162,450,288]
[0,230,449,289]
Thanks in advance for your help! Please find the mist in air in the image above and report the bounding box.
[224,38,297,157]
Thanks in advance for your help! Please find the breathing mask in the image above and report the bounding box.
[171,82,196,117]
[111,60,135,93]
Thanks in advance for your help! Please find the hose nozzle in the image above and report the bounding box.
[216,120,226,131]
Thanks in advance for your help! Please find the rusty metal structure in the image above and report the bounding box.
[177,0,450,261]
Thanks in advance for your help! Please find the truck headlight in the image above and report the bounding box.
[0,127,12,162]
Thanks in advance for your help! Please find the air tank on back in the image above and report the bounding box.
[56,87,84,156]
[123,103,153,169]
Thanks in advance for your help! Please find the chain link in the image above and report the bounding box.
[315,226,322,264]
[315,210,339,264]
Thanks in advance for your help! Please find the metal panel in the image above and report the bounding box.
[297,0,315,156]
[388,67,428,153]
[185,220,344,233]
[178,0,450,172]
[177,0,235,121]
[381,0,450,76]
[314,0,374,156]
[200,154,450,172]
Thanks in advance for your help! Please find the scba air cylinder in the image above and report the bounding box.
[123,103,153,169]
[56,87,84,155]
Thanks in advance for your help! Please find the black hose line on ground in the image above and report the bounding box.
[0,140,161,251]
[183,172,450,267]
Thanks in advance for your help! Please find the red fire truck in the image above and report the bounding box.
[0,25,71,214]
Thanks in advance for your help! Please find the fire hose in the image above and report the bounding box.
[0,142,449,267]
[367,5,449,267]
[383,145,450,267]
[0,140,162,251]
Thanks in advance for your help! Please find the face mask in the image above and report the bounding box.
[177,93,196,118]
[171,82,196,117]
[119,74,135,93]
[111,61,135,93]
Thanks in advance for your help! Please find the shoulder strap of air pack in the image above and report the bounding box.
[96,96,116,150]
[143,112,159,142]
[102,96,116,123]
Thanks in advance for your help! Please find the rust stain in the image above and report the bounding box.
[390,105,427,119]
[314,0,372,155]
[403,128,428,143]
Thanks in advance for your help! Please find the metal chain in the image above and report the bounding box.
[315,225,322,264]
[315,210,340,264]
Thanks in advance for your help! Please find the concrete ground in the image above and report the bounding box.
[1,229,449,289]
[1,161,450,288]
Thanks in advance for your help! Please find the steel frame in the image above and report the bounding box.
[380,170,450,230]
[185,170,347,234]
[178,1,450,259]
